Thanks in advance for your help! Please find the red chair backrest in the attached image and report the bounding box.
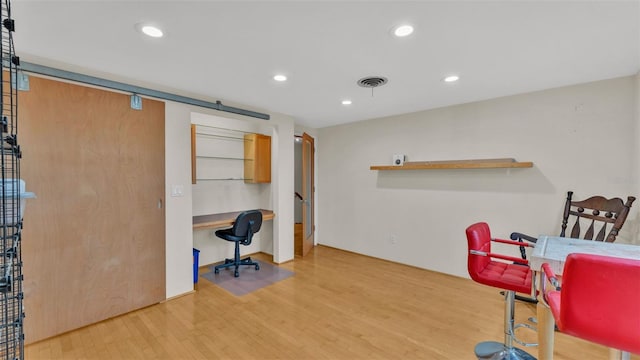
[466,222,492,282]
[560,253,640,354]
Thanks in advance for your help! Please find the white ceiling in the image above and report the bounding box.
[13,1,640,128]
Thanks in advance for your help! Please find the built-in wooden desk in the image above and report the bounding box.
[192,209,275,230]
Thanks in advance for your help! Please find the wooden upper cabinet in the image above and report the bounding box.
[244,133,271,183]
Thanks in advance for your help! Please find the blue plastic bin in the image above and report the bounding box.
[193,248,200,284]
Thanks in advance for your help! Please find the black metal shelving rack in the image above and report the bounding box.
[0,0,22,358]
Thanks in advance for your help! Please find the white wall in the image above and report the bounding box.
[164,102,195,298]
[637,72,640,196]
[631,72,640,245]
[317,76,638,278]
[165,103,295,298]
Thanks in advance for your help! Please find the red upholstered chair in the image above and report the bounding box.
[466,222,537,360]
[541,253,640,356]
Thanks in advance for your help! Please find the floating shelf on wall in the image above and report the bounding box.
[370,158,534,170]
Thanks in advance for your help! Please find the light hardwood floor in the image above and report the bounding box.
[26,246,636,359]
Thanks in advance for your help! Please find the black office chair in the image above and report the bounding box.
[213,210,262,277]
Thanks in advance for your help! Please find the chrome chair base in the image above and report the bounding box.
[475,341,536,360]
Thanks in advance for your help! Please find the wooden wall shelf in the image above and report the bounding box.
[370,158,533,171]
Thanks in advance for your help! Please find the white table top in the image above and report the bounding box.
[530,235,640,274]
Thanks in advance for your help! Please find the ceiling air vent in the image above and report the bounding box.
[357,76,388,88]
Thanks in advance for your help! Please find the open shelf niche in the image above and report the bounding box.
[191,124,271,183]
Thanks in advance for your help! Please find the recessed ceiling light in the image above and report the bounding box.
[342,100,352,105]
[273,74,287,82]
[140,25,163,38]
[393,25,414,37]
[444,75,460,83]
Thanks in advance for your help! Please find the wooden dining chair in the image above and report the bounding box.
[511,191,636,261]
[508,192,635,304]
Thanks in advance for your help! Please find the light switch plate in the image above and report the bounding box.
[171,185,184,197]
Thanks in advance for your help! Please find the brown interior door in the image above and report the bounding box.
[301,133,315,255]
[19,76,166,343]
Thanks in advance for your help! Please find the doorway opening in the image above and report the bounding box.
[294,133,315,256]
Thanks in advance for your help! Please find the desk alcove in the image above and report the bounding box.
[190,112,282,271]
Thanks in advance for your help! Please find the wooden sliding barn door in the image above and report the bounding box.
[19,76,166,343]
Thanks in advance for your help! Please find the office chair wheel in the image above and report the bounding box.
[255,264,260,270]
[214,268,219,274]
[234,270,239,277]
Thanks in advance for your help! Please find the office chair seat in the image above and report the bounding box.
[215,228,252,244]
[475,261,532,295]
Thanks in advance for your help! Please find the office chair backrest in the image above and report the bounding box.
[231,210,263,245]
[466,222,492,282]
[558,253,640,354]
[560,191,635,243]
